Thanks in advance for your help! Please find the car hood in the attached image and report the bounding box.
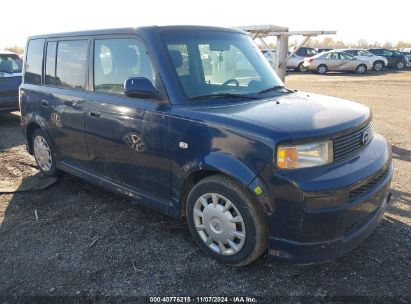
[184,92,371,141]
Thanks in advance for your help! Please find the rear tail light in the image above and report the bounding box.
[307,58,314,63]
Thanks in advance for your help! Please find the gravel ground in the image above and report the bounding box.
[0,71,410,302]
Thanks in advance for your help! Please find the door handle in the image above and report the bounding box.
[87,109,101,118]
[40,100,49,107]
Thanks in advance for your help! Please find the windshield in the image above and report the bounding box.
[305,48,318,55]
[162,30,284,100]
[0,54,22,73]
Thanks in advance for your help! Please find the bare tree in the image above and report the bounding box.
[4,46,24,54]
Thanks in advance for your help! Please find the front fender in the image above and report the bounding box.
[201,152,259,186]
[178,152,274,216]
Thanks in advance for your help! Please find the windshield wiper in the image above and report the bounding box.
[189,93,258,100]
[257,85,287,94]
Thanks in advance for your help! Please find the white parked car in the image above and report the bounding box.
[262,49,309,72]
[336,49,388,71]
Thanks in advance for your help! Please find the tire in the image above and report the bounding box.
[373,61,384,71]
[297,62,307,72]
[355,64,367,74]
[396,61,404,70]
[186,174,267,267]
[32,129,58,177]
[316,64,328,74]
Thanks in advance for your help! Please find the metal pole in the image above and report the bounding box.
[276,34,288,82]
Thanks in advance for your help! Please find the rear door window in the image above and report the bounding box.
[339,53,354,60]
[56,40,88,90]
[25,39,44,84]
[325,53,339,60]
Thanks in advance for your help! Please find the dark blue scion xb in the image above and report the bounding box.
[20,26,393,266]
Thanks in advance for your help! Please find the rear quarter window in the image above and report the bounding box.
[25,39,44,85]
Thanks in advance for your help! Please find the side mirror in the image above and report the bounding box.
[124,77,160,100]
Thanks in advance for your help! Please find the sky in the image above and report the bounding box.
[1,0,410,49]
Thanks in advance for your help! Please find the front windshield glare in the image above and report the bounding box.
[163,30,284,100]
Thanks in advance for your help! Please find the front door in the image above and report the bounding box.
[84,37,171,199]
[338,52,356,70]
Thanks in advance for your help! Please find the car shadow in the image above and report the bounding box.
[0,171,410,297]
[392,145,411,162]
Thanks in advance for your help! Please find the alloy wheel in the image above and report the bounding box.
[374,62,383,71]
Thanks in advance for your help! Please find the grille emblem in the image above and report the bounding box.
[361,131,370,146]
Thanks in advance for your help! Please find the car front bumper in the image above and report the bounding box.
[267,171,392,264]
[252,134,393,264]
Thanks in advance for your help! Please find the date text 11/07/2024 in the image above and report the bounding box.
[149,296,257,303]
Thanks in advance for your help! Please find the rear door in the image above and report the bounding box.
[36,38,89,164]
[84,36,171,199]
[324,52,342,70]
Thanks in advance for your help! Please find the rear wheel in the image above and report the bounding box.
[316,64,328,74]
[355,64,367,74]
[297,62,307,72]
[186,174,267,267]
[32,129,58,177]
[396,61,404,70]
[373,61,384,71]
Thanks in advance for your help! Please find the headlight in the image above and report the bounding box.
[276,141,333,169]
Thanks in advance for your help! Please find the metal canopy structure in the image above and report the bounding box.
[236,25,336,81]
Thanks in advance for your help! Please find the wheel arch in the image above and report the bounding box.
[177,152,265,217]
[373,59,384,66]
[26,122,42,154]
[24,114,54,155]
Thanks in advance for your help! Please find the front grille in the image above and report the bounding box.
[348,168,389,202]
[333,122,374,162]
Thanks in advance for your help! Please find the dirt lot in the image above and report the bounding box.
[0,71,410,302]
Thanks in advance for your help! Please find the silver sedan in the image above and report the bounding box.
[303,51,373,74]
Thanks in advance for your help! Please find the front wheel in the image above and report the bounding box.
[356,64,367,74]
[186,174,267,267]
[396,61,404,70]
[297,62,307,72]
[32,129,58,177]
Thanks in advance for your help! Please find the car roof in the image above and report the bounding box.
[26,25,245,40]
